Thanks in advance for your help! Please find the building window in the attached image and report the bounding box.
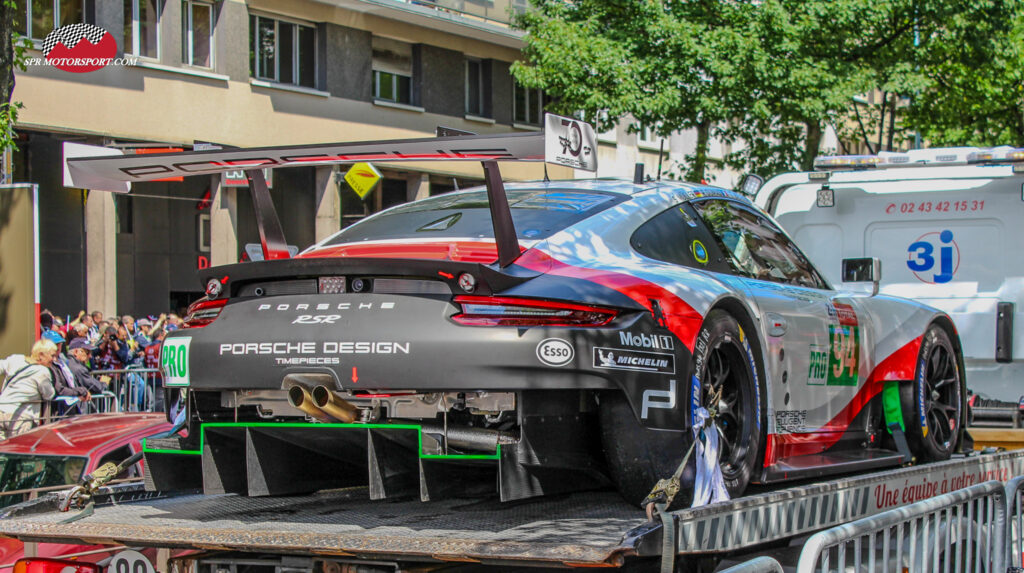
[124,0,159,58]
[249,14,316,88]
[465,58,486,116]
[182,0,213,68]
[513,81,543,126]
[637,122,663,149]
[372,36,413,105]
[14,0,83,40]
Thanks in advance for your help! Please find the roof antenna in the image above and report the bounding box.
[633,163,644,185]
[543,163,550,182]
[657,140,664,180]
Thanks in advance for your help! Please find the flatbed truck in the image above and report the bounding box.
[1,449,1023,572]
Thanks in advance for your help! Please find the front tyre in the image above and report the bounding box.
[600,310,762,507]
[901,324,964,462]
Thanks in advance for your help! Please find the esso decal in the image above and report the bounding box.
[907,230,960,284]
[536,338,574,367]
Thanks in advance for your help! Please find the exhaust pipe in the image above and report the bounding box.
[399,420,518,453]
[312,386,359,423]
[287,385,331,423]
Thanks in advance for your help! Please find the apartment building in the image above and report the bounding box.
[9,0,717,318]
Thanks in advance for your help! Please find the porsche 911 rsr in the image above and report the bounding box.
[151,180,965,505]
[62,122,966,506]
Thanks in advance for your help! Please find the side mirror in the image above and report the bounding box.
[738,173,764,196]
[841,257,881,296]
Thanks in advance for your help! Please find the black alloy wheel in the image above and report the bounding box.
[901,324,964,462]
[693,311,761,495]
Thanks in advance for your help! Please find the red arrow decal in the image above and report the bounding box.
[352,367,358,384]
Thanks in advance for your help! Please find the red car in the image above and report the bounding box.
[0,413,171,566]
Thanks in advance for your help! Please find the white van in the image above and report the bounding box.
[755,148,1024,402]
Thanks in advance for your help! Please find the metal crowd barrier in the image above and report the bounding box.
[1007,475,1024,570]
[0,368,164,437]
[797,480,1007,573]
[91,368,163,413]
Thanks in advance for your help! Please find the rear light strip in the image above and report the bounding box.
[451,296,617,327]
[183,297,227,328]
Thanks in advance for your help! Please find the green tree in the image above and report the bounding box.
[514,0,1024,182]
[512,0,756,181]
[0,0,29,158]
[897,2,1024,146]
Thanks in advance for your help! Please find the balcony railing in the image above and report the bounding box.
[407,0,528,28]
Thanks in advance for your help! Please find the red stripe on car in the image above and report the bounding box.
[764,335,923,466]
[515,249,704,350]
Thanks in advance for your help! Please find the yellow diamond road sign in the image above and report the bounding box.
[344,162,382,199]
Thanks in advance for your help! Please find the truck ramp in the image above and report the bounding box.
[3,450,1024,568]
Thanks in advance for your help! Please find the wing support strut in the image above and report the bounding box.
[245,169,291,260]
[481,160,520,268]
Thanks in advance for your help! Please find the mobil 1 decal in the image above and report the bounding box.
[810,302,860,386]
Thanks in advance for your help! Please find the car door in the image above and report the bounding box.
[691,198,874,456]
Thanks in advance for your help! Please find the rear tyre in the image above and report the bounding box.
[901,324,964,462]
[600,310,762,507]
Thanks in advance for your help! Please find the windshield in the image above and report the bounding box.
[0,453,87,508]
[323,188,624,246]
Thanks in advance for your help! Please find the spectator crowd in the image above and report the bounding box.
[0,309,181,439]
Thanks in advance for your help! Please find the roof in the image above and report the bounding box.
[0,413,170,457]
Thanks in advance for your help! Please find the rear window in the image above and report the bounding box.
[0,453,87,508]
[323,188,624,245]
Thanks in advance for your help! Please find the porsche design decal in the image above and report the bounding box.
[594,347,675,373]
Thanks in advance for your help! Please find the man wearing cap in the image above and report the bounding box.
[50,336,93,414]
[67,339,106,395]
[135,318,153,348]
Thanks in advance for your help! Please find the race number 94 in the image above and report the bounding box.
[161,336,192,387]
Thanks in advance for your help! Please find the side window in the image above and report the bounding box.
[631,203,731,273]
[692,199,828,289]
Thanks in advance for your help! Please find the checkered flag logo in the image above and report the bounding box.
[42,23,108,57]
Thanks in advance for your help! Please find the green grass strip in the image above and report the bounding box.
[141,421,500,460]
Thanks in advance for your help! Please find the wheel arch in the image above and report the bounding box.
[708,296,768,393]
[706,296,770,439]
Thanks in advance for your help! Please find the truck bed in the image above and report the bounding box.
[4,449,1024,568]
[0,486,645,568]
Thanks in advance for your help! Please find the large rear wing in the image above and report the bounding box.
[63,114,597,192]
[64,114,598,266]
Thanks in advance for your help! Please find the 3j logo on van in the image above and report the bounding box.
[907,230,960,284]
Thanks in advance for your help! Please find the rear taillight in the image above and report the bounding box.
[183,297,227,328]
[451,296,617,327]
[14,559,101,573]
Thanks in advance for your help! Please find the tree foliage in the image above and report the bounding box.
[1,0,30,154]
[513,0,1024,182]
